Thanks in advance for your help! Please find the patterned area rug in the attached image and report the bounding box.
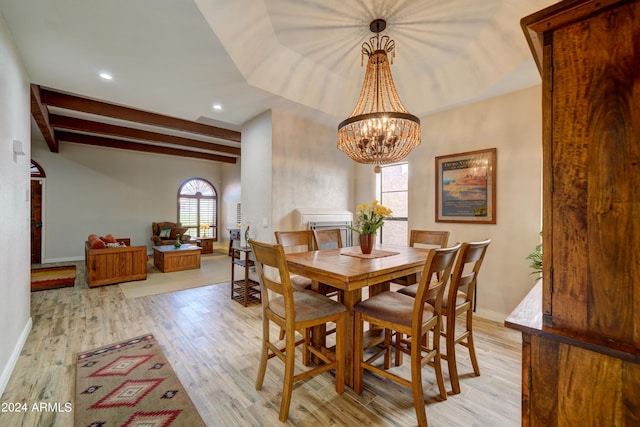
[75,334,205,427]
[31,265,76,291]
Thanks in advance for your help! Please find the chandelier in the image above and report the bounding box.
[338,19,421,173]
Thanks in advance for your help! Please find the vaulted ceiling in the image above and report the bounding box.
[0,0,555,162]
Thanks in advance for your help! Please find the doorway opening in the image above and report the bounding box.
[31,160,45,264]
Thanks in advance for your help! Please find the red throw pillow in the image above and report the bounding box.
[90,238,106,249]
[102,234,117,243]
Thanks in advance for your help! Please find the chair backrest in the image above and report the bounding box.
[275,230,314,253]
[312,228,343,250]
[249,239,295,313]
[409,230,450,248]
[448,239,491,308]
[411,243,461,333]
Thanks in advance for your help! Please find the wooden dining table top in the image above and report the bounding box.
[285,244,431,291]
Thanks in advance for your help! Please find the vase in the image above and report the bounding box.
[359,234,375,255]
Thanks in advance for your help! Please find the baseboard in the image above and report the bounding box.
[0,317,32,398]
[474,308,508,324]
[42,256,84,263]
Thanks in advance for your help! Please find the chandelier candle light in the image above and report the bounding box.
[338,19,421,173]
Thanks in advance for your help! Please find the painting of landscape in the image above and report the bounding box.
[436,148,496,223]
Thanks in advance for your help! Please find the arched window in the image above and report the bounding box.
[178,178,217,240]
[31,160,46,178]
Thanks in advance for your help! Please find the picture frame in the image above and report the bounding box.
[435,148,496,224]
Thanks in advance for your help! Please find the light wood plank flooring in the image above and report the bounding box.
[1,280,522,426]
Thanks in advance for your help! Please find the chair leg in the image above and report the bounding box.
[466,310,480,376]
[432,328,448,401]
[394,332,403,366]
[445,312,461,395]
[302,328,310,366]
[353,312,364,394]
[279,327,297,423]
[410,333,429,427]
[256,317,270,390]
[426,316,449,400]
[383,328,393,369]
[335,314,345,394]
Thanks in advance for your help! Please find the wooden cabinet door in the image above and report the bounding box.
[542,0,640,345]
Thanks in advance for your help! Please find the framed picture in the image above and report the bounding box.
[435,148,496,224]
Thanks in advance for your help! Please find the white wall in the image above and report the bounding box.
[220,161,241,246]
[409,86,543,320]
[240,111,273,243]
[0,13,32,397]
[271,109,355,231]
[241,109,355,244]
[31,139,227,261]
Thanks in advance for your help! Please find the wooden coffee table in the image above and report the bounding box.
[153,244,202,273]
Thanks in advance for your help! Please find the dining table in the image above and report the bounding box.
[285,244,431,387]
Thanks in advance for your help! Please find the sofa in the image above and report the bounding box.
[151,221,192,246]
[85,234,148,287]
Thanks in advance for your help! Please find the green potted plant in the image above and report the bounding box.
[526,232,542,277]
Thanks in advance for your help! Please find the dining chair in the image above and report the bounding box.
[398,238,491,394]
[274,230,315,291]
[311,228,345,303]
[353,243,461,427]
[277,229,343,298]
[312,228,343,250]
[249,239,346,423]
[393,230,450,287]
[275,230,341,344]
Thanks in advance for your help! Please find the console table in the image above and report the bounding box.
[230,246,261,306]
[196,237,214,254]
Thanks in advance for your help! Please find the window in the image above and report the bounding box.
[31,160,46,178]
[178,178,218,240]
[377,163,408,246]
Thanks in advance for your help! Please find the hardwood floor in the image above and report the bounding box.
[1,281,522,426]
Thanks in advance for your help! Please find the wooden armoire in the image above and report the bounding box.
[505,0,640,425]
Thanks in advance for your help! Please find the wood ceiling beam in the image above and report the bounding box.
[49,114,240,156]
[30,84,58,152]
[39,87,241,143]
[56,131,237,164]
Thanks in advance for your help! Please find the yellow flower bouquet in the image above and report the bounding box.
[351,200,393,235]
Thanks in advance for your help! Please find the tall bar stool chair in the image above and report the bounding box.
[277,229,343,298]
[393,230,450,287]
[312,228,343,250]
[249,239,346,423]
[353,244,461,427]
[399,239,491,394]
[274,230,315,291]
[312,228,345,303]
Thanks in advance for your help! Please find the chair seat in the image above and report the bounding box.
[270,290,346,322]
[354,291,435,329]
[398,284,467,309]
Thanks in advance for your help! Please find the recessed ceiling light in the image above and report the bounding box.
[212,104,222,110]
[99,72,113,80]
